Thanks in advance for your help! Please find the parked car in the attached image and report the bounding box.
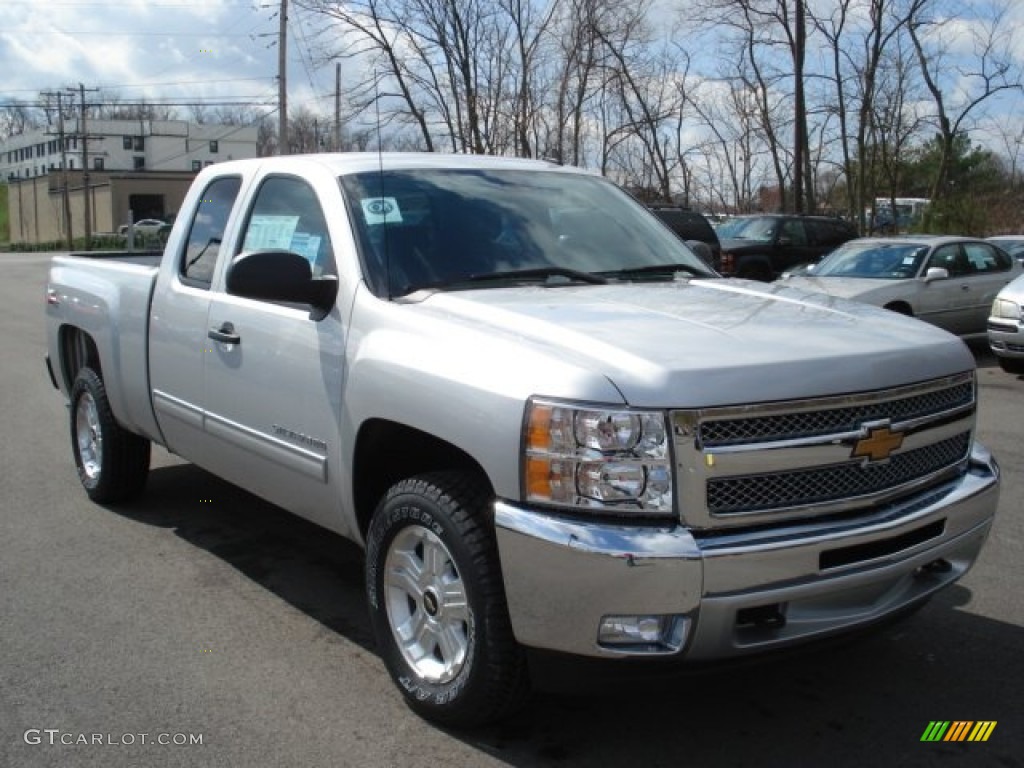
[988,272,1024,373]
[117,218,167,238]
[647,204,721,266]
[986,235,1024,263]
[717,213,858,280]
[784,235,1022,337]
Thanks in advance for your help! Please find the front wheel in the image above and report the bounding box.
[365,472,528,726]
[70,368,150,503]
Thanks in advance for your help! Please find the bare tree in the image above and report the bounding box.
[0,100,42,139]
[907,0,1022,203]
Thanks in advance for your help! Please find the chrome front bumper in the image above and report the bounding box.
[988,318,1024,358]
[494,442,999,659]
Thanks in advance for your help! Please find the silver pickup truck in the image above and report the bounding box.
[45,154,1000,726]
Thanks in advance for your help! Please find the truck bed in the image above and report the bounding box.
[46,252,163,442]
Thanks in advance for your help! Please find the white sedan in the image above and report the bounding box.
[117,219,167,237]
[989,272,1024,373]
[783,235,1022,338]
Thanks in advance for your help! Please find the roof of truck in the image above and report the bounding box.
[208,152,595,177]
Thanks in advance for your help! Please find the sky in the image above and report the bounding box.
[0,0,337,122]
[1,0,1021,151]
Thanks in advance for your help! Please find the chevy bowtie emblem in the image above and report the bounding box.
[852,424,904,462]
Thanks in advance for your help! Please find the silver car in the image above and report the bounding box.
[988,271,1024,373]
[987,235,1024,263]
[784,235,1022,337]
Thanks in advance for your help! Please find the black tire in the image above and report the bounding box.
[997,356,1024,375]
[69,367,151,503]
[365,472,528,727]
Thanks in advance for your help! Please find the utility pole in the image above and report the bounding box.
[55,92,73,250]
[77,83,97,249]
[335,61,341,152]
[278,0,288,155]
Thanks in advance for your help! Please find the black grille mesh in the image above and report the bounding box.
[707,432,970,515]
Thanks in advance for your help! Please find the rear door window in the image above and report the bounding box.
[180,176,242,287]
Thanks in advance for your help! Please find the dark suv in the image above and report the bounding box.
[648,205,721,266]
[717,214,857,280]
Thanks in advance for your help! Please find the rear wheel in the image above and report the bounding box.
[365,472,528,726]
[70,368,150,503]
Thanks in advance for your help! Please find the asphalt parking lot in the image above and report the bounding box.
[1,252,1021,767]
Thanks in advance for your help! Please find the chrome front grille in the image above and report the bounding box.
[672,373,976,530]
[699,381,973,447]
[707,432,970,515]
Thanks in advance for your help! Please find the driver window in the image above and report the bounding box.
[929,245,967,277]
[240,176,335,278]
[780,219,807,245]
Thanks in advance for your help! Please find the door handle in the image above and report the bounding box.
[208,322,241,345]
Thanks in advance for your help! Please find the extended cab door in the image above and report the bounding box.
[150,174,245,455]
[200,174,347,531]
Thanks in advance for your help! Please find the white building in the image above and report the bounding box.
[1,119,258,181]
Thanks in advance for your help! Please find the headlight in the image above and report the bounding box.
[991,298,1021,320]
[523,399,673,516]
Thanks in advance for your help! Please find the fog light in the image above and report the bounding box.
[598,615,689,654]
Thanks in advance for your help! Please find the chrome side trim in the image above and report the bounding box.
[152,388,203,430]
[153,388,328,482]
[205,411,328,483]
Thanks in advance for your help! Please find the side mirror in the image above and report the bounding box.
[924,266,949,282]
[227,250,338,317]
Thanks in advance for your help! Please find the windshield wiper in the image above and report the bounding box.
[599,263,710,279]
[459,267,610,286]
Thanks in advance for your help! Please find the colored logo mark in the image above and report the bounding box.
[920,721,996,742]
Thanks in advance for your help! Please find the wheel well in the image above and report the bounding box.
[353,419,493,538]
[884,301,914,316]
[737,257,774,281]
[59,326,101,390]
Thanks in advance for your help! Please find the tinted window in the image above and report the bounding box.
[650,208,718,243]
[729,217,778,243]
[928,244,968,277]
[963,242,1011,273]
[180,176,242,286]
[779,219,807,245]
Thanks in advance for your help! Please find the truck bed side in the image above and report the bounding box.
[46,253,165,444]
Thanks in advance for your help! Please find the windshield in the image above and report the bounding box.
[812,241,928,279]
[339,169,712,297]
[723,216,779,243]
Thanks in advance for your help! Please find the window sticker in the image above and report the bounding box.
[361,197,403,225]
[289,232,322,262]
[244,214,300,250]
[902,256,916,265]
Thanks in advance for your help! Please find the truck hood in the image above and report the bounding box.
[408,278,974,408]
